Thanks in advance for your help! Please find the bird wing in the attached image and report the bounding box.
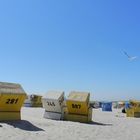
[123,51,130,58]
[129,56,138,61]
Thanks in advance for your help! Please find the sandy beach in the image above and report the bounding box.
[0,107,140,140]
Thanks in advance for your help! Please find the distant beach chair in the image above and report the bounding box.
[126,100,140,117]
[102,102,112,112]
[24,94,42,107]
[30,94,42,107]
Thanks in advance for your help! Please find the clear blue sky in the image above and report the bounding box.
[0,0,140,101]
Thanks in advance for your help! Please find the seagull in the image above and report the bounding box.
[123,50,138,61]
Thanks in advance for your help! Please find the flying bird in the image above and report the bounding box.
[123,50,138,61]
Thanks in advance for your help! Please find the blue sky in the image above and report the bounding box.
[0,0,140,100]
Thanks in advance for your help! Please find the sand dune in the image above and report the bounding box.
[0,107,140,140]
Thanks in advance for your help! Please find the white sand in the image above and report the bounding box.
[0,107,140,140]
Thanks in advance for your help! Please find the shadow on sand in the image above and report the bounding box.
[88,121,113,126]
[1,120,44,131]
[63,120,112,126]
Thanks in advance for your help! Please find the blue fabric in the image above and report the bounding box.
[102,102,112,111]
[125,102,130,109]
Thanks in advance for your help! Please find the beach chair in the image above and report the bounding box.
[42,91,64,120]
[126,100,140,117]
[0,82,27,121]
[64,91,92,123]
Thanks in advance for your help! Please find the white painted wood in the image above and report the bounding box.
[42,91,64,113]
[43,111,62,120]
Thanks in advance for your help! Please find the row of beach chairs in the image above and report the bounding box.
[0,82,92,122]
[41,91,92,123]
[0,81,140,122]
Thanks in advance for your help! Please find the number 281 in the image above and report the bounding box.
[6,98,19,104]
